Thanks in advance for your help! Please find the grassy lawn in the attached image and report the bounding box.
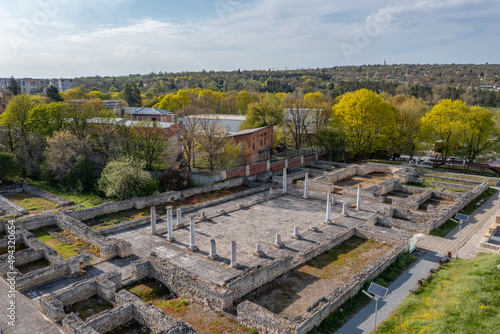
[377,253,500,334]
[4,192,58,213]
[126,278,256,334]
[32,226,100,258]
[26,179,109,208]
[430,187,498,237]
[308,252,416,334]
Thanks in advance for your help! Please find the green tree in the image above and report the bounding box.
[419,99,468,160]
[240,93,283,129]
[388,94,429,160]
[27,102,67,137]
[332,89,397,157]
[66,155,96,192]
[0,152,20,183]
[98,156,153,199]
[460,106,499,161]
[7,77,21,95]
[122,84,142,107]
[131,121,169,169]
[46,85,63,102]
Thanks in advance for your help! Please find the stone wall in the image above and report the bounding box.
[12,213,58,231]
[40,271,121,322]
[237,229,410,334]
[132,256,234,311]
[116,290,196,333]
[97,184,274,235]
[298,228,355,264]
[66,177,246,222]
[0,194,27,217]
[226,255,294,300]
[237,301,293,334]
[22,185,74,207]
[56,214,133,260]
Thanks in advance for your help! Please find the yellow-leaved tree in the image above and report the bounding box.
[332,89,397,158]
[419,99,468,160]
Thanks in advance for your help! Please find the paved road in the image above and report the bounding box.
[335,251,442,334]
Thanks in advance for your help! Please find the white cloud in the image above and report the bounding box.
[0,0,499,77]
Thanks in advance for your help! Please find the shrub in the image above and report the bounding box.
[98,156,154,200]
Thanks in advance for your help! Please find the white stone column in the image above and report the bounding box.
[267,160,271,171]
[283,168,287,193]
[246,165,250,176]
[230,241,238,268]
[208,239,218,260]
[275,234,284,248]
[254,244,265,258]
[176,208,182,226]
[269,187,274,197]
[293,226,302,239]
[342,202,349,217]
[150,206,157,234]
[188,214,198,252]
[356,185,361,211]
[325,193,332,224]
[167,206,174,242]
[303,172,309,199]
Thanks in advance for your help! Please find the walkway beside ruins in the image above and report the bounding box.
[417,191,499,256]
[0,278,65,334]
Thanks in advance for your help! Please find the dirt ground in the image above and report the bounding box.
[245,236,392,318]
[333,172,391,194]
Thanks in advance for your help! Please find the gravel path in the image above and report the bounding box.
[335,251,443,334]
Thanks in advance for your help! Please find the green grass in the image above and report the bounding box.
[308,252,416,334]
[414,167,500,186]
[32,226,100,258]
[26,179,109,208]
[377,253,500,334]
[430,187,498,237]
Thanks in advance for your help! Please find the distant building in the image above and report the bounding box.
[0,77,73,94]
[227,125,273,162]
[182,114,246,132]
[130,107,174,123]
[49,78,73,92]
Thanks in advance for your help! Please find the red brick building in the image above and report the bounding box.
[228,126,273,162]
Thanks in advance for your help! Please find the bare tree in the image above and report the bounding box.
[283,89,311,149]
[177,106,204,171]
[196,117,229,171]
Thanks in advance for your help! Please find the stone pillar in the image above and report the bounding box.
[150,206,157,234]
[221,170,227,180]
[167,206,174,242]
[176,208,182,226]
[300,155,304,164]
[325,193,332,224]
[267,160,271,171]
[356,185,361,211]
[208,239,218,260]
[188,215,198,252]
[283,168,287,193]
[293,226,302,239]
[303,172,309,199]
[254,244,265,258]
[285,159,289,169]
[246,165,250,176]
[342,202,349,217]
[230,241,238,268]
[275,233,284,248]
[269,187,274,197]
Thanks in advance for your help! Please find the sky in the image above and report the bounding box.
[0,0,499,78]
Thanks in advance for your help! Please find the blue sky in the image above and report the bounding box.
[0,0,499,78]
